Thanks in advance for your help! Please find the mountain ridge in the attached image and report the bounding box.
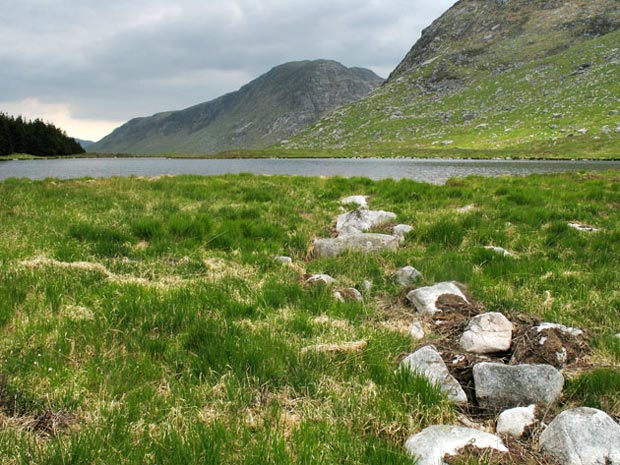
[89,60,383,155]
[287,0,620,154]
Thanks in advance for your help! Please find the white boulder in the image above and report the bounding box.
[539,407,620,465]
[460,312,513,354]
[496,405,538,438]
[399,345,467,404]
[405,425,508,465]
[406,282,468,316]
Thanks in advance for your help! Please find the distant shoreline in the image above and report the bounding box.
[3,148,620,162]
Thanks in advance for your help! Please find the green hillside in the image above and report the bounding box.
[89,60,382,155]
[287,0,620,158]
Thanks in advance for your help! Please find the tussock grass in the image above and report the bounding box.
[0,172,619,463]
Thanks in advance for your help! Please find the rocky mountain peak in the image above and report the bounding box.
[388,0,619,82]
[89,60,383,155]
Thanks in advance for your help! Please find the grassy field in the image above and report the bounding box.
[1,172,619,464]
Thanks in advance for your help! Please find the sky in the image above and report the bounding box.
[0,0,455,142]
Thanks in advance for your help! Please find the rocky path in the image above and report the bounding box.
[279,195,620,465]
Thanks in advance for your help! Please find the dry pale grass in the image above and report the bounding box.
[18,256,194,290]
[301,340,368,355]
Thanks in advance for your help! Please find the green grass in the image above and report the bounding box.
[0,172,619,463]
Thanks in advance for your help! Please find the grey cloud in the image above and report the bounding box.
[0,0,455,135]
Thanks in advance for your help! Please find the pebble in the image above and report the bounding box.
[409,322,425,340]
[274,255,293,265]
[305,274,337,285]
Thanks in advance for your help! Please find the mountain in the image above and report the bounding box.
[89,60,383,155]
[288,0,620,155]
[75,138,95,148]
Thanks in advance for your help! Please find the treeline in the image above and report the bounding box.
[0,113,85,156]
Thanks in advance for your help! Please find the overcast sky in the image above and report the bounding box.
[0,0,455,141]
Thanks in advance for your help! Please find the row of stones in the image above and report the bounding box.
[279,195,620,465]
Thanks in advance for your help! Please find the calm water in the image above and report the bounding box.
[1,157,619,184]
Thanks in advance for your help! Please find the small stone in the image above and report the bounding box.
[473,362,564,409]
[484,246,516,257]
[568,222,599,232]
[460,312,513,354]
[536,322,583,337]
[407,282,468,316]
[441,140,454,146]
[313,233,400,258]
[362,280,373,291]
[615,333,620,340]
[496,405,538,438]
[399,345,468,404]
[539,407,620,465]
[305,274,337,285]
[333,288,363,303]
[274,255,292,265]
[457,204,476,213]
[405,425,508,465]
[392,224,414,241]
[609,110,619,116]
[336,208,397,236]
[394,266,422,286]
[409,322,425,340]
[340,195,369,208]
